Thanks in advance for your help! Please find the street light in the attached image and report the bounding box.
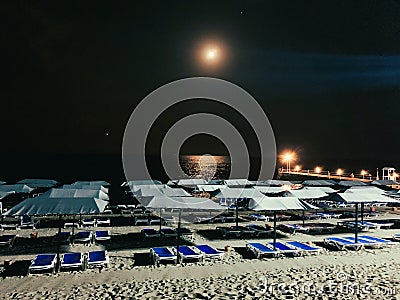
[280,151,296,172]
[361,170,367,180]
[294,165,301,172]
[315,166,322,174]
[337,168,343,180]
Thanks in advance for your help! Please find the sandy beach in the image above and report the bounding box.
[1,217,399,300]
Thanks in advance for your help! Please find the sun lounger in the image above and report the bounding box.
[360,221,394,230]
[274,214,291,221]
[135,217,149,226]
[74,231,93,244]
[315,213,332,219]
[150,247,177,266]
[235,226,256,236]
[246,224,272,237]
[280,224,310,234]
[217,226,255,238]
[174,246,203,262]
[359,235,396,246]
[194,245,224,258]
[87,250,109,268]
[81,219,96,227]
[338,221,370,232]
[393,234,400,242]
[221,216,236,223]
[176,227,194,241]
[95,230,111,242]
[19,215,37,229]
[268,241,301,255]
[141,228,161,240]
[217,226,241,238]
[195,216,212,223]
[307,223,336,233]
[286,241,321,254]
[323,212,342,219]
[341,236,383,249]
[163,215,176,224]
[60,252,85,270]
[324,237,363,250]
[177,227,193,236]
[160,228,177,238]
[304,213,321,220]
[96,218,110,226]
[56,231,71,244]
[28,254,57,274]
[149,217,161,225]
[64,222,81,229]
[0,224,19,231]
[0,234,17,247]
[248,214,269,222]
[246,242,279,258]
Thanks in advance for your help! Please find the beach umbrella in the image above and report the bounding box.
[248,196,311,250]
[4,195,109,271]
[329,191,399,242]
[139,196,224,262]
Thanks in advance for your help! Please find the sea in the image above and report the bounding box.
[0,152,398,184]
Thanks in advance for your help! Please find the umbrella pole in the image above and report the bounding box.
[355,203,359,243]
[361,203,364,224]
[273,211,277,251]
[302,210,305,226]
[159,208,162,240]
[72,215,75,236]
[236,199,239,228]
[176,209,181,264]
[56,214,62,273]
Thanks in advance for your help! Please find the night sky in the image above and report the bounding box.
[4,1,400,182]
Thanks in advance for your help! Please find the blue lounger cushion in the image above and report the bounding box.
[31,254,56,267]
[62,253,82,265]
[359,236,392,243]
[153,247,175,257]
[89,251,106,262]
[325,237,356,245]
[195,245,223,256]
[269,242,295,251]
[287,241,320,251]
[88,250,109,266]
[248,243,275,253]
[342,236,379,245]
[95,231,109,238]
[76,232,91,239]
[177,246,197,256]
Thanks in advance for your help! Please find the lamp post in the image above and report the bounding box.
[315,166,322,178]
[361,170,367,180]
[337,168,343,180]
[281,151,296,173]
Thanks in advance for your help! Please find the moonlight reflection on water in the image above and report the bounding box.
[179,155,230,179]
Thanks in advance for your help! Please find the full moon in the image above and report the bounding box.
[206,49,217,60]
[195,40,228,69]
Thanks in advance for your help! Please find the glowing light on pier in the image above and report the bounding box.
[360,170,367,179]
[315,166,322,174]
[280,151,297,172]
